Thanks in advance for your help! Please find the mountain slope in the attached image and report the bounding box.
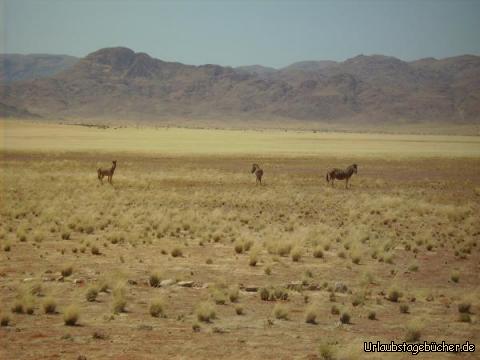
[0,54,79,83]
[1,47,479,123]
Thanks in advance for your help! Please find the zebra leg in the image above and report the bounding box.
[345,179,348,189]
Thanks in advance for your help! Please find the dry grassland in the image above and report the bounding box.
[0,121,479,359]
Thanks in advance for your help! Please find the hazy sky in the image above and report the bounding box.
[2,0,479,68]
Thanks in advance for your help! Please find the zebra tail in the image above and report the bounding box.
[326,172,330,182]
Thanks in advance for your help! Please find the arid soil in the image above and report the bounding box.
[0,152,479,359]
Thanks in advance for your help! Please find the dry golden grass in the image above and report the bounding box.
[0,122,479,359]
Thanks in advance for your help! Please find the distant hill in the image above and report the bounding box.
[1,47,479,123]
[0,54,79,83]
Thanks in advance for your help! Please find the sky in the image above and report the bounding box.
[1,0,480,68]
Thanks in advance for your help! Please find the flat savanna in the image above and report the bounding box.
[0,121,479,359]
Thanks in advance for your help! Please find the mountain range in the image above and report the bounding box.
[1,47,479,124]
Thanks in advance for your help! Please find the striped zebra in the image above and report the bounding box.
[326,164,357,189]
[251,163,264,185]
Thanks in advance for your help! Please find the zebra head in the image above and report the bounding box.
[352,164,358,174]
[251,164,259,173]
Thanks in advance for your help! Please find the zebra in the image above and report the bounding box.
[251,163,264,185]
[326,164,357,189]
[97,160,117,185]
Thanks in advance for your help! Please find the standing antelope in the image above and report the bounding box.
[326,164,357,189]
[97,160,117,185]
[251,163,264,185]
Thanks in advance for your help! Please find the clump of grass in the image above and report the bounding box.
[305,305,318,324]
[387,287,402,302]
[458,302,471,314]
[211,288,227,305]
[291,246,302,262]
[11,301,24,314]
[408,263,419,272]
[171,247,183,257]
[368,311,376,320]
[405,321,422,342]
[451,271,460,283]
[339,312,350,324]
[0,315,10,326]
[400,304,409,314]
[149,299,165,318]
[61,265,73,277]
[112,286,127,314]
[249,251,258,266]
[259,286,289,301]
[459,313,471,323]
[228,286,239,303]
[351,252,361,265]
[338,250,346,259]
[313,246,324,258]
[331,305,340,315]
[16,229,27,242]
[277,241,293,257]
[234,241,244,254]
[63,305,79,326]
[91,246,100,255]
[192,321,201,332]
[206,258,213,264]
[319,342,336,360]
[149,272,162,287]
[61,230,71,240]
[272,303,289,320]
[3,243,11,252]
[351,292,365,307]
[264,266,272,275]
[43,298,57,314]
[235,304,244,315]
[86,287,98,302]
[196,302,216,322]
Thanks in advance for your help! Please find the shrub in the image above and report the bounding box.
[459,313,471,323]
[171,247,182,257]
[277,241,292,257]
[291,247,302,262]
[458,302,471,314]
[112,286,127,313]
[387,287,402,302]
[43,298,57,314]
[249,251,258,266]
[368,311,376,320]
[196,302,216,322]
[86,287,98,302]
[340,312,350,324]
[264,266,272,275]
[351,254,361,265]
[192,322,201,332]
[305,305,318,324]
[260,287,270,301]
[206,258,213,264]
[3,243,11,252]
[234,241,244,254]
[405,321,422,342]
[351,293,365,307]
[149,272,161,287]
[61,266,73,277]
[91,246,100,255]
[149,300,165,318]
[272,303,289,320]
[451,271,460,283]
[63,305,79,326]
[319,343,336,360]
[408,264,419,272]
[331,305,340,315]
[228,286,239,303]
[61,230,71,240]
[211,289,227,305]
[11,301,24,314]
[0,315,10,326]
[400,304,409,314]
[235,304,244,315]
[313,246,324,258]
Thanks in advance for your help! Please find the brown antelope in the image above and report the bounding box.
[251,163,264,185]
[97,160,117,185]
[326,164,357,189]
